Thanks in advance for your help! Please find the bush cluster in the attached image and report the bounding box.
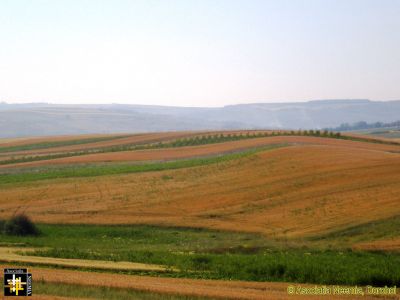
[2,214,39,236]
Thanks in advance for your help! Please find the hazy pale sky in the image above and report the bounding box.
[0,0,399,107]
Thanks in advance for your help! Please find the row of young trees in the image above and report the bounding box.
[164,130,341,148]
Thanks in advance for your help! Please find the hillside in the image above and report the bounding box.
[1,130,400,299]
[1,131,399,248]
[2,99,400,137]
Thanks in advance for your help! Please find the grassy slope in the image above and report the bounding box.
[0,224,399,285]
[310,215,400,242]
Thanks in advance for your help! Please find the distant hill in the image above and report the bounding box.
[327,120,400,131]
[1,99,400,138]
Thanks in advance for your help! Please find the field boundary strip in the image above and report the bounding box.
[0,247,175,273]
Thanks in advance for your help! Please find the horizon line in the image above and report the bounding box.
[2,98,400,108]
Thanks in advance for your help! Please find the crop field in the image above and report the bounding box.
[0,131,203,158]
[1,130,400,299]
[349,128,400,141]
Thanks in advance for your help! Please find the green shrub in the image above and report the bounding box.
[4,214,39,236]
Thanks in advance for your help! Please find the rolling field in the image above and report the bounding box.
[0,131,202,158]
[348,128,400,142]
[1,130,400,299]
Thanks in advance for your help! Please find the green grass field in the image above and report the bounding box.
[308,215,400,246]
[1,223,399,286]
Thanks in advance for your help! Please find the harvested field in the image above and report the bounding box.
[1,265,396,300]
[0,133,118,147]
[343,132,400,143]
[0,131,203,158]
[2,135,400,169]
[1,139,399,240]
[0,130,269,149]
[0,130,277,158]
[0,137,286,168]
[1,131,400,298]
[352,238,400,252]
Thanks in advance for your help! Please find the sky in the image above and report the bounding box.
[0,0,399,107]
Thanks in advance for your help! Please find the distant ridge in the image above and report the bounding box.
[307,99,371,104]
[1,100,400,138]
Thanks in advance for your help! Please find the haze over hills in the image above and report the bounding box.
[1,99,400,138]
